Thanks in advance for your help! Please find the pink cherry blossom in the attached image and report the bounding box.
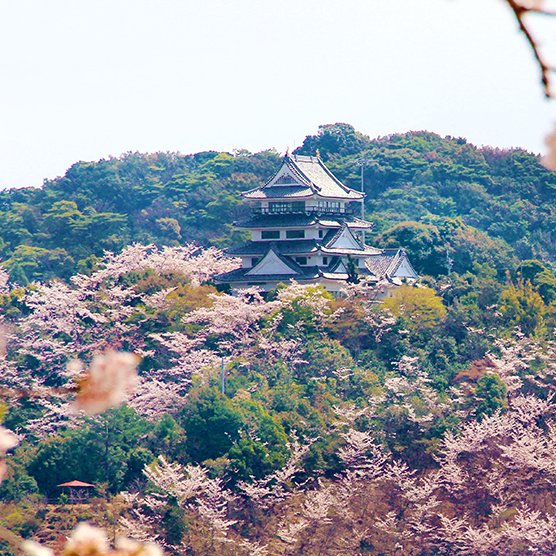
[74,351,140,415]
[21,541,54,556]
[21,522,164,556]
[542,123,556,171]
[0,426,19,454]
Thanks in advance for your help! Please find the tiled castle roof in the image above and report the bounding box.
[364,248,417,279]
[243,154,364,200]
[235,214,372,229]
[227,240,320,256]
[246,185,313,199]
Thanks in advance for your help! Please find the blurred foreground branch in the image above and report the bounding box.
[506,0,556,97]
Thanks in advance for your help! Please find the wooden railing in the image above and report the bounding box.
[252,207,352,216]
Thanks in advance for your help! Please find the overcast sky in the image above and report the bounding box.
[0,0,554,189]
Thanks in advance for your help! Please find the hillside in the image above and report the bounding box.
[0,242,555,554]
[1,125,556,554]
[1,123,555,284]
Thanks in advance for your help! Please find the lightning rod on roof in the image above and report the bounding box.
[360,164,365,219]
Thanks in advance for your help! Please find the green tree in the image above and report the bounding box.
[228,398,289,480]
[162,500,187,545]
[518,260,556,303]
[178,388,243,463]
[499,281,548,336]
[378,222,447,276]
[28,407,152,496]
[383,285,447,331]
[294,123,370,160]
[474,374,508,419]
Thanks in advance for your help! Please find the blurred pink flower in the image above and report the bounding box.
[115,538,163,556]
[74,351,140,415]
[21,522,164,555]
[62,522,109,555]
[0,426,19,454]
[21,541,54,556]
[541,124,556,171]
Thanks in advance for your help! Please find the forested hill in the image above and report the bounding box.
[1,125,556,555]
[0,123,555,284]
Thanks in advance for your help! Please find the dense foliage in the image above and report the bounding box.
[0,124,555,554]
[0,240,554,553]
[1,123,555,285]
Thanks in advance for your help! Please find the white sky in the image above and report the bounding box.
[0,0,554,189]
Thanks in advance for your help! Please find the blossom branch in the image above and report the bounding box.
[506,0,556,97]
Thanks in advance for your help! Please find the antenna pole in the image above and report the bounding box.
[360,164,365,244]
[360,164,365,220]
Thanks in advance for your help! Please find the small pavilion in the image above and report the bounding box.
[57,480,95,503]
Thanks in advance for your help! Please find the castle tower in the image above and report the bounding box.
[216,153,417,293]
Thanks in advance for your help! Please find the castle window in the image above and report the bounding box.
[316,201,342,213]
[295,257,307,265]
[322,257,329,265]
[267,201,305,213]
[268,202,289,213]
[318,230,324,238]
[261,230,280,239]
[286,229,305,239]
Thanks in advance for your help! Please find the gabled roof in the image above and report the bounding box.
[324,224,364,250]
[58,480,95,488]
[227,238,378,257]
[243,154,364,200]
[321,225,382,256]
[245,248,303,276]
[216,249,321,283]
[246,185,314,199]
[365,248,418,280]
[321,245,382,256]
[328,257,349,274]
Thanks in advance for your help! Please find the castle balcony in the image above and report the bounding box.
[252,205,353,216]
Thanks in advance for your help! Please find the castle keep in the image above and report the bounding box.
[216,153,417,292]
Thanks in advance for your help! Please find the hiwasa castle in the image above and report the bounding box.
[217,153,417,294]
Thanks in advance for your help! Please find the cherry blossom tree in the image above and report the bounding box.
[0,243,240,434]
